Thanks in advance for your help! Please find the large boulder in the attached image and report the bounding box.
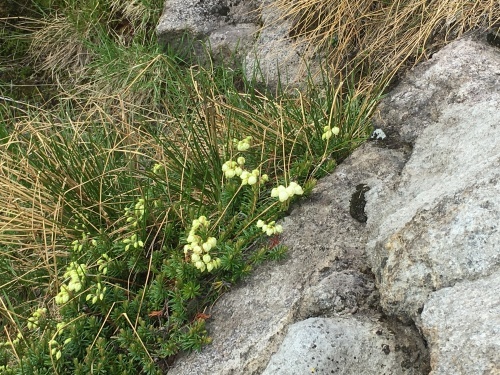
[262,317,427,375]
[365,34,500,374]
[243,0,318,89]
[421,271,500,375]
[365,35,500,322]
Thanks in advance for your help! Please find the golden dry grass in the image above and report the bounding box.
[270,0,499,86]
[0,119,66,251]
[28,15,93,77]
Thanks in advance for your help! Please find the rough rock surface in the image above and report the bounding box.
[364,34,500,374]
[365,35,500,323]
[165,33,499,375]
[156,0,319,87]
[263,317,425,375]
[156,0,260,58]
[421,271,500,375]
[243,0,317,88]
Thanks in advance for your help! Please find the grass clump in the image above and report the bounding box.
[273,0,499,85]
[0,1,379,373]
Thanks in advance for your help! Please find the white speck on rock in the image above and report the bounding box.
[371,128,387,140]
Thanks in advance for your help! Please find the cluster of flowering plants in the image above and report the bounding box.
[322,125,340,140]
[54,262,87,305]
[271,182,304,202]
[222,139,269,188]
[0,98,350,374]
[0,20,369,372]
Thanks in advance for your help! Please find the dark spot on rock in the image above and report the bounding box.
[368,127,413,152]
[350,184,370,223]
[376,329,383,335]
[486,29,500,48]
[400,346,411,355]
[401,359,412,369]
[382,344,390,355]
[219,5,230,16]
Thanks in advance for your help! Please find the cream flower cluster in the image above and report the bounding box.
[97,253,110,275]
[55,262,87,305]
[46,322,72,361]
[125,198,145,227]
[271,182,304,202]
[49,337,71,361]
[321,125,340,140]
[240,169,261,186]
[222,159,243,179]
[86,281,107,305]
[152,163,163,174]
[234,136,252,151]
[27,308,47,330]
[257,220,283,236]
[222,156,269,186]
[0,332,22,350]
[71,230,97,253]
[122,233,144,251]
[49,339,63,361]
[183,216,221,272]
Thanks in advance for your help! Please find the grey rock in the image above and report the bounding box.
[371,35,500,145]
[208,24,259,61]
[157,0,322,88]
[263,317,427,375]
[421,271,500,375]
[366,35,500,322]
[243,0,316,89]
[156,0,260,59]
[296,270,376,319]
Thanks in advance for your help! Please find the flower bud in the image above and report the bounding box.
[207,237,217,248]
[278,190,289,202]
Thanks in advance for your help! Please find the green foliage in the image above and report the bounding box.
[0,0,382,374]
